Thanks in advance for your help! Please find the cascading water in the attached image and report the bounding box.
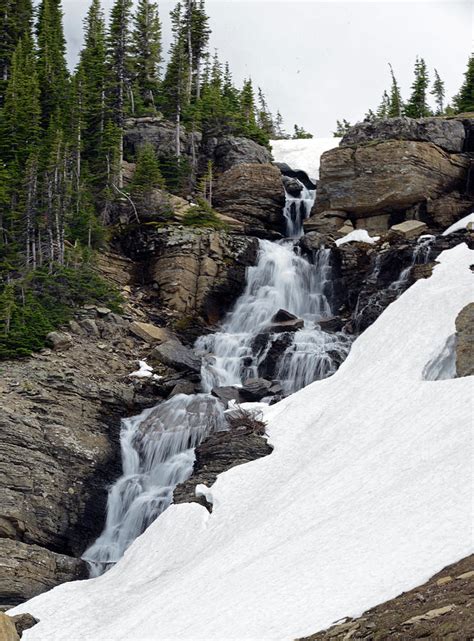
[83,179,351,576]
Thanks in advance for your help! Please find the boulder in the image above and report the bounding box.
[299,232,335,253]
[46,331,73,351]
[10,613,38,638]
[389,220,428,240]
[124,227,258,321]
[274,163,316,190]
[151,339,202,373]
[340,116,466,153]
[213,163,286,233]
[354,213,391,234]
[455,303,474,377]
[211,386,242,405]
[314,141,469,220]
[202,135,272,172]
[267,309,304,333]
[282,175,303,196]
[318,317,345,333]
[0,613,19,641]
[240,378,282,402]
[130,322,174,345]
[78,318,100,336]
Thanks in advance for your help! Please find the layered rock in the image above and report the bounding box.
[314,141,469,227]
[123,226,258,323]
[124,116,201,160]
[340,116,467,153]
[213,163,286,234]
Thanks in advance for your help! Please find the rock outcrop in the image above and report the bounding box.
[213,163,286,234]
[124,116,201,161]
[340,116,467,153]
[201,135,272,172]
[314,141,469,226]
[455,303,474,377]
[0,310,159,604]
[123,226,258,323]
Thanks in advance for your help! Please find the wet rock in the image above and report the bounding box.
[213,163,286,233]
[282,175,303,196]
[314,141,469,222]
[389,220,428,240]
[340,116,466,153]
[303,210,347,235]
[257,333,294,380]
[169,381,198,396]
[318,317,345,333]
[299,232,335,253]
[151,339,202,374]
[268,309,304,333]
[211,386,242,405]
[275,163,316,190]
[46,331,73,351]
[240,378,282,402]
[129,321,174,345]
[455,303,474,377]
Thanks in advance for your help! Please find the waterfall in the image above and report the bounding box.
[83,179,351,576]
[282,181,315,237]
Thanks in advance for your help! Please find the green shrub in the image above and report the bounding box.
[182,198,226,230]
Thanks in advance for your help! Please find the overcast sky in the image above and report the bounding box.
[61,0,473,136]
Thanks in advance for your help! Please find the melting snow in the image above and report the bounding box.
[12,244,474,641]
[442,212,474,236]
[335,229,380,246]
[270,137,341,179]
[129,360,162,380]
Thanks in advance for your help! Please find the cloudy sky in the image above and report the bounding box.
[61,0,473,136]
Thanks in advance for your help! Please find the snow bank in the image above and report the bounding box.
[270,137,340,179]
[129,360,162,380]
[442,212,474,236]
[14,244,474,641]
[335,229,380,246]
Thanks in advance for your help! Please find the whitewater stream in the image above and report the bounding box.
[83,178,351,576]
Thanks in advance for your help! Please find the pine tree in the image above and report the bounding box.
[453,53,474,114]
[405,57,431,118]
[257,88,275,137]
[293,124,313,139]
[107,0,133,186]
[274,111,287,139]
[376,90,391,119]
[131,0,162,114]
[182,0,210,100]
[0,0,33,106]
[80,0,108,172]
[431,69,445,115]
[130,142,164,214]
[36,0,69,126]
[333,119,352,137]
[387,63,403,117]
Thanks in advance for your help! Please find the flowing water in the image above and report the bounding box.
[83,180,351,575]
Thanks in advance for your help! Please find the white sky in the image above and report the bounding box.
[61,0,473,136]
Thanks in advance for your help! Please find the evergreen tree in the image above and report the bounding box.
[333,119,351,137]
[376,90,391,119]
[293,124,313,139]
[274,111,287,139]
[453,53,474,114]
[182,0,210,100]
[431,69,445,115]
[387,63,403,117]
[131,0,162,114]
[130,142,164,213]
[36,0,69,126]
[0,0,33,106]
[405,57,431,118]
[364,109,376,123]
[257,88,275,137]
[107,0,133,186]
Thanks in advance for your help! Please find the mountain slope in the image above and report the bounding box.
[12,243,473,640]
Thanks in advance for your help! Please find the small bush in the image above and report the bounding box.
[227,408,267,436]
[182,198,226,230]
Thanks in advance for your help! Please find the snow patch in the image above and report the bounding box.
[270,137,341,179]
[11,244,474,641]
[442,212,474,236]
[129,360,162,380]
[335,229,380,247]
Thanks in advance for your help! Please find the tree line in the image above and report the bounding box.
[334,54,474,136]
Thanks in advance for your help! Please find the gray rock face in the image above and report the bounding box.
[150,339,202,374]
[124,226,258,322]
[0,317,151,604]
[282,175,303,196]
[202,135,272,172]
[213,163,286,233]
[340,117,466,153]
[124,116,201,160]
[455,303,474,377]
[240,378,282,402]
[267,309,305,333]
